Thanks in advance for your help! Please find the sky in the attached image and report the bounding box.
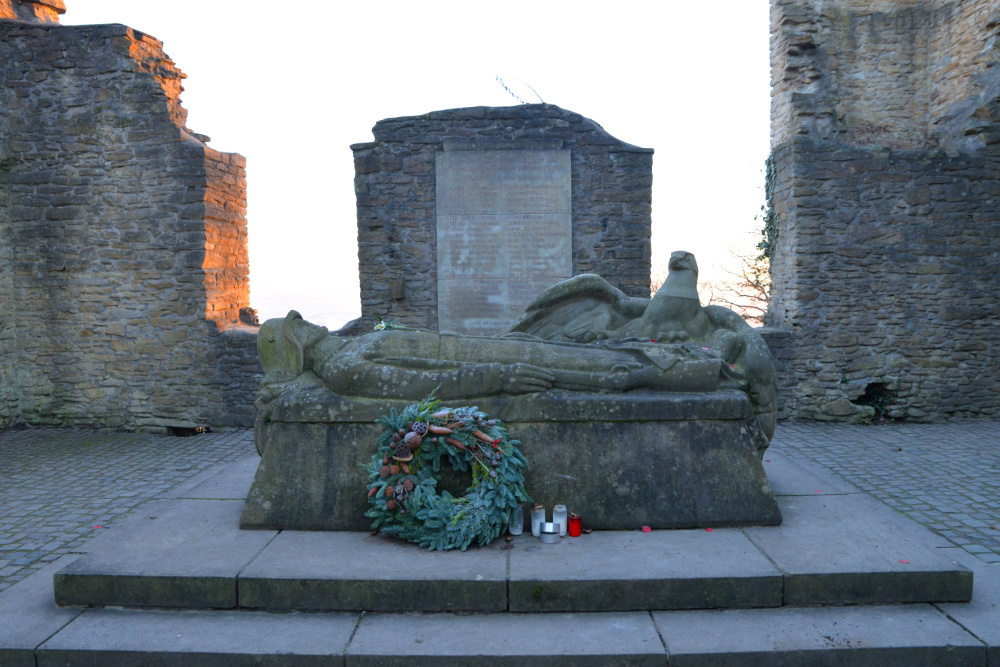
[62,1,772,330]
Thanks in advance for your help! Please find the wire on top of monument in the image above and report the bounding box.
[494,74,544,105]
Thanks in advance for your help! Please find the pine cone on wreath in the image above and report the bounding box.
[402,478,414,492]
[379,466,390,479]
[404,431,423,450]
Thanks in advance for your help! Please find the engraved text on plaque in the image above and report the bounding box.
[436,149,572,335]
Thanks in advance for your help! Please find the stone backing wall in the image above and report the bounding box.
[352,105,653,331]
[0,19,260,430]
[769,0,1000,420]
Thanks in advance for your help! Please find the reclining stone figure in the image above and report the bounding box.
[256,250,777,455]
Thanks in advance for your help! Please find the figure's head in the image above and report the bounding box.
[258,310,335,376]
[667,250,698,277]
[654,250,700,300]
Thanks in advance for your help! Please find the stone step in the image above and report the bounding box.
[52,491,972,613]
[35,606,988,667]
[4,454,998,666]
[7,562,994,667]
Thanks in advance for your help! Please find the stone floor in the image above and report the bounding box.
[773,420,1000,564]
[0,427,255,592]
[1,419,998,594]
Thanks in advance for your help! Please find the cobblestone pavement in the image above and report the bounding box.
[771,420,1000,563]
[0,427,255,592]
[1,421,998,593]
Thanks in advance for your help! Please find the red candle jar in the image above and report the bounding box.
[568,512,582,537]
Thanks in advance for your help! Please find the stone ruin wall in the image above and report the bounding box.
[0,12,260,431]
[352,105,653,331]
[768,0,1000,420]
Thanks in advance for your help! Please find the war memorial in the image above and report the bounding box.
[1,0,999,663]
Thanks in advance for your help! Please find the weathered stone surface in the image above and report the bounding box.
[42,446,975,616]
[654,604,986,667]
[54,499,276,608]
[769,0,1000,422]
[508,530,782,612]
[0,557,83,667]
[744,493,973,605]
[241,391,780,532]
[937,548,1000,665]
[37,608,359,667]
[436,148,572,335]
[246,284,782,531]
[512,252,779,445]
[0,0,64,23]
[353,105,653,332]
[239,531,507,612]
[0,20,258,430]
[347,612,665,666]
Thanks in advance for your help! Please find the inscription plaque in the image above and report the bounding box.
[436,149,572,335]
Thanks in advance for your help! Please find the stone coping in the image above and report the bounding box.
[270,387,752,424]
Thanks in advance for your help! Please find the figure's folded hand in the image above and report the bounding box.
[501,363,555,394]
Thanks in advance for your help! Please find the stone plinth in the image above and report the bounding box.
[240,389,781,532]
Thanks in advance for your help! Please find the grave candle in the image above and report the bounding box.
[553,504,568,537]
[568,512,582,537]
[509,504,524,536]
[530,503,545,537]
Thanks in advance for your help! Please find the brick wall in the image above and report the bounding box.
[769,0,1000,420]
[0,20,260,430]
[352,105,653,331]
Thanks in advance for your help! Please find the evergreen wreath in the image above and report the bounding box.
[364,395,530,551]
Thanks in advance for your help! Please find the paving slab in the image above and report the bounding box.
[508,529,782,612]
[653,604,986,667]
[173,454,258,500]
[37,607,358,667]
[346,611,664,666]
[53,499,276,609]
[936,548,1000,665]
[239,531,508,612]
[0,556,84,667]
[762,450,860,496]
[744,493,973,605]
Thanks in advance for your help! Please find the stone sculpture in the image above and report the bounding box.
[243,250,782,531]
[510,250,778,446]
[257,250,776,452]
[260,313,722,401]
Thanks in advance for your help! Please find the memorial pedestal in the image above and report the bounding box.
[239,388,781,531]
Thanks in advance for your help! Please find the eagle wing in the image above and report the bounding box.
[508,274,648,342]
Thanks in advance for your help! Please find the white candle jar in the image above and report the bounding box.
[553,504,568,537]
